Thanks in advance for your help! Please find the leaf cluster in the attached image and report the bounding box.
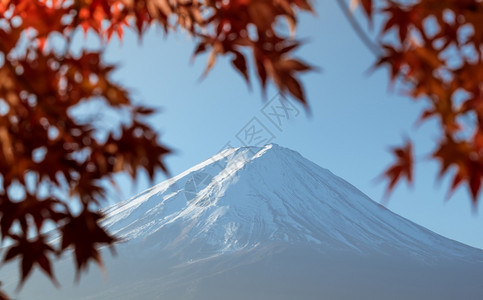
[356,0,483,203]
[0,0,314,296]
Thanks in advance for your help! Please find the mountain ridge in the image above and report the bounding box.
[101,144,483,262]
[5,143,483,299]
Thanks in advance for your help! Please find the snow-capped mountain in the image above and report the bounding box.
[102,144,479,260]
[5,144,483,299]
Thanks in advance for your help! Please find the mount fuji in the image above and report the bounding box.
[4,144,483,299]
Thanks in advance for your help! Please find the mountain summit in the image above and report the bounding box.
[8,144,483,300]
[103,144,479,260]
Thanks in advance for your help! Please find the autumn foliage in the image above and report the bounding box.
[360,0,483,203]
[0,0,313,295]
[0,0,481,297]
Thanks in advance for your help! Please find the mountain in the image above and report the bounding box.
[4,144,483,299]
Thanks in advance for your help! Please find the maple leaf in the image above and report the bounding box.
[381,140,414,198]
[374,44,405,81]
[3,235,58,287]
[60,210,117,276]
[0,193,67,239]
[380,2,423,43]
[432,135,483,203]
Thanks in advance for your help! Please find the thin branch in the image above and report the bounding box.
[335,0,381,56]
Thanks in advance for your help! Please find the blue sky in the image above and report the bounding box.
[98,1,483,249]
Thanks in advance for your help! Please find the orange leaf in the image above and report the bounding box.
[381,140,414,198]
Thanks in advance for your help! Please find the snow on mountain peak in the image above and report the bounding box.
[102,144,481,261]
[11,143,483,300]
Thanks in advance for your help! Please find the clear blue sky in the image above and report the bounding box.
[97,1,483,249]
